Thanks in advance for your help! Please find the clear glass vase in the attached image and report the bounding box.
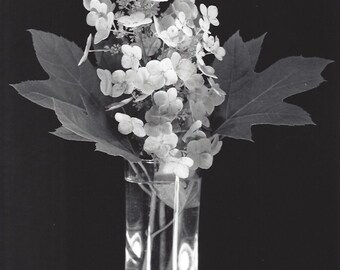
[125,161,201,270]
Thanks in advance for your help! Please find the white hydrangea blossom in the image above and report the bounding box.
[84,0,115,44]
[115,113,146,137]
[79,0,226,178]
[121,45,142,70]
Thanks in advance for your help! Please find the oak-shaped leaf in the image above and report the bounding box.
[213,31,333,141]
[11,30,140,162]
[50,126,92,142]
[53,97,139,162]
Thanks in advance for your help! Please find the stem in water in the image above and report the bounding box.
[172,176,180,270]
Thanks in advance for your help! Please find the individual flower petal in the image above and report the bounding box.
[87,11,100,26]
[115,112,131,122]
[94,12,114,44]
[112,70,125,83]
[167,88,177,102]
[90,0,108,14]
[118,12,152,28]
[97,69,112,96]
[117,118,133,135]
[164,70,178,85]
[199,18,210,34]
[207,5,219,26]
[83,0,92,11]
[177,60,196,81]
[198,153,213,169]
[78,34,93,66]
[154,91,168,107]
[147,60,162,75]
[199,4,208,17]
[131,118,146,137]
[105,97,133,111]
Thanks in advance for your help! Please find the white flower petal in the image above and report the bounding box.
[199,153,213,169]
[112,70,126,83]
[132,123,146,137]
[171,52,181,67]
[118,121,133,135]
[153,91,168,106]
[183,26,193,37]
[167,88,178,101]
[132,46,142,60]
[176,59,196,81]
[199,4,208,17]
[86,11,99,26]
[105,97,133,111]
[97,69,112,95]
[94,28,110,44]
[160,58,173,72]
[164,70,178,86]
[207,5,218,19]
[78,34,93,66]
[146,60,162,75]
[209,18,219,26]
[83,0,92,10]
[121,44,132,55]
[115,112,131,123]
[181,157,194,168]
[121,55,133,69]
[91,0,108,14]
[111,84,125,97]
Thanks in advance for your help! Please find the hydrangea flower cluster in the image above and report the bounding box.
[80,0,226,179]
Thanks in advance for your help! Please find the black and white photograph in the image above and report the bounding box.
[1,0,339,269]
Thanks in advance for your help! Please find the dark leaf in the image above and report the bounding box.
[50,126,92,142]
[245,32,267,69]
[11,30,139,161]
[213,32,333,141]
[11,30,108,110]
[53,97,140,162]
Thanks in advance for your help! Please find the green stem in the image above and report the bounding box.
[172,176,180,270]
[138,32,148,65]
[137,161,157,270]
[128,161,152,197]
[159,202,167,270]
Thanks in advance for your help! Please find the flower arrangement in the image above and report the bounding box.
[10,0,333,269]
[80,0,229,179]
[11,0,331,179]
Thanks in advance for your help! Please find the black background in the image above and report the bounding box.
[1,0,339,269]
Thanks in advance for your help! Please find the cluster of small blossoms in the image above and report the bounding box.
[79,0,226,179]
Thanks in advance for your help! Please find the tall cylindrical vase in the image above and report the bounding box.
[125,161,201,270]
